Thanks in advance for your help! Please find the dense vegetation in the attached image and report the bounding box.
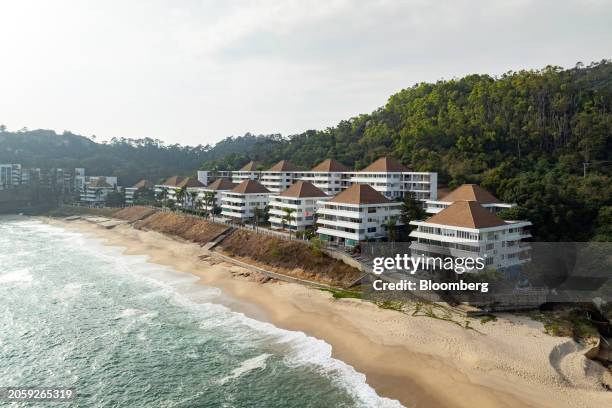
[2,61,611,241]
[0,129,279,186]
[202,61,612,242]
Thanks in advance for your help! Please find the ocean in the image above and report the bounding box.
[0,216,403,408]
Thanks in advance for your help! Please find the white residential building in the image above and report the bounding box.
[80,177,115,204]
[347,157,437,201]
[425,184,514,214]
[155,176,186,202]
[316,184,403,247]
[260,160,302,193]
[220,180,272,222]
[197,178,236,212]
[269,181,330,231]
[231,161,261,184]
[0,163,22,189]
[125,179,154,204]
[74,168,86,192]
[299,159,351,195]
[409,200,532,272]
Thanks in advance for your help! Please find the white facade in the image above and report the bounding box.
[0,164,22,189]
[260,171,302,193]
[268,182,330,231]
[347,171,437,201]
[221,191,271,221]
[299,172,349,195]
[409,202,532,271]
[316,185,403,247]
[232,171,260,184]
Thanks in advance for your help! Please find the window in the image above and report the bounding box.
[367,227,376,233]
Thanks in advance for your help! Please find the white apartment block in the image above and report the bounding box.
[154,176,186,202]
[299,159,351,195]
[80,177,115,204]
[426,184,514,214]
[220,180,272,222]
[269,181,330,231]
[409,200,532,272]
[0,163,22,189]
[197,178,236,211]
[347,157,437,201]
[125,179,153,204]
[231,161,261,184]
[260,160,302,193]
[316,184,403,247]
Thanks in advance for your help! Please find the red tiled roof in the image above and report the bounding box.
[329,184,391,205]
[279,181,327,198]
[426,201,506,228]
[441,184,501,204]
[231,180,270,194]
[311,159,350,172]
[266,160,300,172]
[361,157,408,172]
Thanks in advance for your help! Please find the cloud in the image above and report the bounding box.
[0,0,610,145]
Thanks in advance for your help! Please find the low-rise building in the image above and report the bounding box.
[231,161,261,184]
[0,163,22,189]
[348,157,437,201]
[80,177,115,205]
[425,184,514,214]
[269,181,330,231]
[197,178,236,212]
[316,184,403,247]
[125,180,154,204]
[409,200,531,272]
[260,160,302,193]
[155,176,186,202]
[299,159,350,195]
[220,180,272,222]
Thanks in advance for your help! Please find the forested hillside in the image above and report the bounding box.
[0,129,279,186]
[2,61,611,241]
[201,61,612,241]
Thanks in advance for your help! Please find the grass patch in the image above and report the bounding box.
[527,309,599,342]
[479,314,498,324]
[321,288,362,300]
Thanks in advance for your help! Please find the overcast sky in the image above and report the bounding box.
[1,0,611,146]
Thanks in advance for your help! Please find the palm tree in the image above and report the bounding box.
[282,207,296,238]
[384,216,398,242]
[189,191,198,211]
[157,187,169,208]
[176,186,187,209]
[204,192,216,221]
[195,199,203,216]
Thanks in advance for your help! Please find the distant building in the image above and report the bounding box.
[260,160,302,193]
[269,181,330,231]
[220,180,271,222]
[0,164,22,189]
[197,178,236,212]
[316,184,403,247]
[80,177,115,204]
[409,201,531,271]
[347,157,437,201]
[155,176,186,202]
[231,161,261,184]
[425,184,514,214]
[299,159,350,195]
[125,179,154,204]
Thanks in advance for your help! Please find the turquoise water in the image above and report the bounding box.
[0,217,403,407]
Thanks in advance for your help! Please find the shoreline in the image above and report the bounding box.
[46,217,610,408]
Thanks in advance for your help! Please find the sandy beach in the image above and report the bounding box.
[48,218,611,408]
